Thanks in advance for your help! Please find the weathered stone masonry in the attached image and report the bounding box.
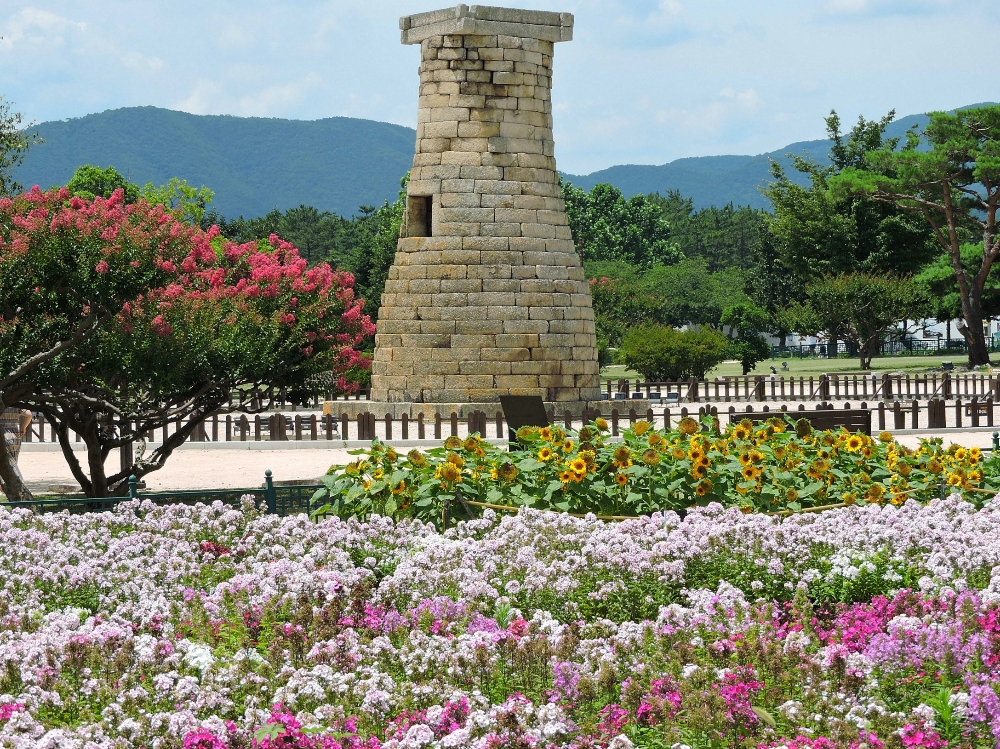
[369,5,602,405]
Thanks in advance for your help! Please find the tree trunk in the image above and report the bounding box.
[827,335,838,359]
[959,284,991,366]
[0,393,33,502]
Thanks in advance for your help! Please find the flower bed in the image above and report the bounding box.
[2,497,1000,747]
[315,417,999,525]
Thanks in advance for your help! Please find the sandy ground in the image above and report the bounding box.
[15,448,355,493]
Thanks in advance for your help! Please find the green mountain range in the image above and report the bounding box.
[13,104,992,217]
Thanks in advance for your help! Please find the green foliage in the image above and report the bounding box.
[0,97,42,196]
[782,273,930,369]
[765,110,936,281]
[140,177,214,226]
[721,302,771,375]
[314,418,988,529]
[350,177,407,323]
[647,191,767,273]
[616,325,729,381]
[641,258,747,326]
[563,181,681,268]
[915,244,1000,322]
[66,164,140,203]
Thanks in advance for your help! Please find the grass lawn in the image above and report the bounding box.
[601,352,993,382]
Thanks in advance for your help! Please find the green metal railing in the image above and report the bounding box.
[1,469,324,517]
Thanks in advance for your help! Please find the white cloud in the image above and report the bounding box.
[0,7,86,48]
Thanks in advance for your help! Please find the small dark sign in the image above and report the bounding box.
[499,395,550,449]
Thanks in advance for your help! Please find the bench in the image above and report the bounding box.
[728,408,872,435]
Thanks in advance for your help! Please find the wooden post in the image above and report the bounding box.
[496,411,504,439]
[325,414,333,440]
[434,413,442,440]
[663,408,671,429]
[402,413,409,440]
[893,401,904,430]
[955,398,963,429]
[295,414,303,441]
[341,413,349,439]
[310,414,318,441]
[911,399,919,429]
[611,409,619,436]
[450,412,458,437]
[971,396,980,428]
[419,413,426,440]
[254,415,261,441]
[385,413,393,441]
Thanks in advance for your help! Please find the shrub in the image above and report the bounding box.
[616,324,728,380]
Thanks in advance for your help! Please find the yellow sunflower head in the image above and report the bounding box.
[407,449,426,468]
[786,487,798,502]
[773,446,787,460]
[633,420,651,436]
[641,449,661,467]
[878,431,894,443]
[562,438,575,453]
[927,459,944,474]
[538,446,554,461]
[539,427,554,441]
[613,445,631,465]
[678,417,699,436]
[440,463,460,482]
[615,472,629,486]
[444,435,463,450]
[570,457,588,473]
[464,436,480,452]
[898,462,912,477]
[498,462,518,482]
[672,447,686,460]
[648,432,664,447]
[594,417,609,431]
[447,452,465,468]
[970,447,983,463]
[732,425,751,441]
[691,464,707,479]
[695,479,713,496]
[738,452,753,466]
[558,470,573,484]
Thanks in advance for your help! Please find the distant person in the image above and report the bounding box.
[0,407,32,496]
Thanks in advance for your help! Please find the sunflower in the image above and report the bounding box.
[372,468,384,480]
[821,433,836,447]
[861,446,873,458]
[927,458,944,474]
[539,427,554,441]
[795,419,812,438]
[786,487,798,502]
[970,447,983,463]
[688,448,705,462]
[695,478,713,496]
[633,420,651,436]
[464,436,480,452]
[446,452,465,468]
[386,448,398,463]
[516,426,537,441]
[738,452,753,467]
[732,425,751,441]
[580,450,597,468]
[392,480,406,495]
[498,462,518,482]
[741,465,757,480]
[691,464,707,479]
[407,449,426,467]
[440,463,460,482]
[648,432,663,447]
[946,472,963,486]
[595,417,609,431]
[813,458,829,473]
[615,472,628,486]
[678,417,699,436]
[750,450,764,464]
[538,446,554,461]
[570,457,588,473]
[444,435,463,450]
[559,470,573,484]
[672,447,686,460]
[345,461,360,476]
[613,445,632,466]
[954,447,968,461]
[878,431,894,443]
[897,462,912,477]
[641,449,661,466]
[562,438,575,453]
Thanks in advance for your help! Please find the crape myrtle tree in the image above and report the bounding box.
[832,105,1000,366]
[0,188,191,499]
[2,188,373,498]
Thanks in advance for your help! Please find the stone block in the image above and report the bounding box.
[455,319,505,334]
[425,264,468,279]
[503,319,549,334]
[457,121,500,138]
[408,279,442,294]
[480,347,531,362]
[461,361,511,375]
[441,150,482,165]
[531,346,572,361]
[535,265,569,280]
[473,291,517,306]
[440,192,482,208]
[480,194,515,208]
[521,223,556,239]
[475,179,522,195]
[528,306,562,320]
[511,360,561,375]
[441,178,476,193]
[451,137,490,153]
[480,250,523,265]
[495,208,537,223]
[481,277,519,291]
[486,304,530,320]
[469,265,512,280]
[460,165,504,180]
[410,360,460,375]
[441,279,483,293]
[481,222,522,237]
[495,375,540,389]
[438,222,482,236]
[418,320,457,334]
[451,335,497,349]
[439,206,496,223]
[429,106,471,122]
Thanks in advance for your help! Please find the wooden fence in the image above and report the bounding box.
[607,372,999,404]
[21,396,1000,455]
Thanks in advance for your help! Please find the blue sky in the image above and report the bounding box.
[0,0,995,175]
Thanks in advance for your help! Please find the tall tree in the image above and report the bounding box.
[0,97,42,196]
[563,181,681,268]
[782,274,930,370]
[832,105,1000,366]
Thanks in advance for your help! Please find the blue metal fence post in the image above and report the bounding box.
[993,431,999,453]
[264,469,277,514]
[129,475,138,500]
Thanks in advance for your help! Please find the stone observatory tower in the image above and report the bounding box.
[370,5,601,406]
